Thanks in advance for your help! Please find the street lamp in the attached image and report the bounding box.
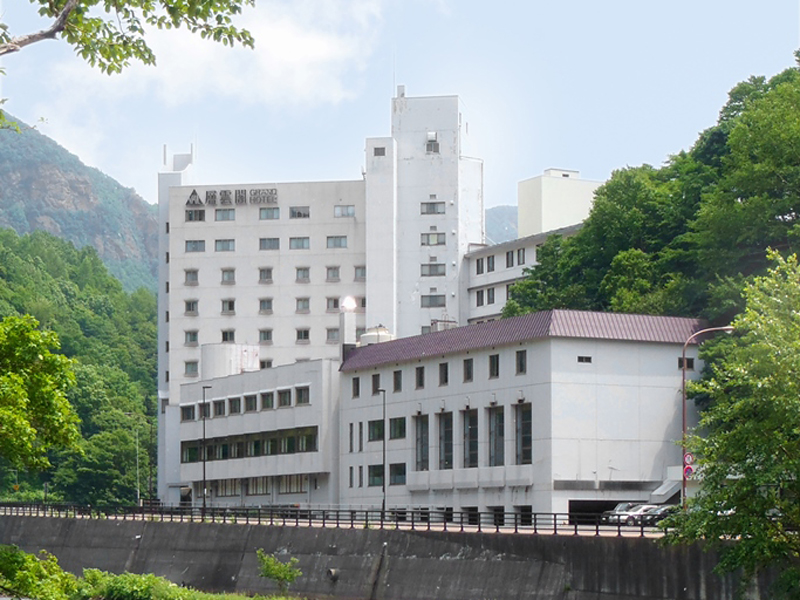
[201,385,212,518]
[378,388,387,518]
[123,412,141,505]
[681,326,734,508]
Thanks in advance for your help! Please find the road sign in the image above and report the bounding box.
[684,465,695,479]
[684,452,694,465]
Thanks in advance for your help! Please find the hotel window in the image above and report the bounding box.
[368,465,384,487]
[439,362,449,386]
[185,240,205,252]
[221,329,235,343]
[421,294,445,308]
[221,268,235,284]
[184,300,198,315]
[476,258,484,275]
[415,415,429,471]
[463,358,474,382]
[463,409,478,468]
[488,406,504,466]
[296,386,310,405]
[326,297,340,312]
[259,267,273,282]
[489,354,500,378]
[393,369,402,392]
[426,131,439,153]
[373,146,386,156]
[487,255,495,272]
[476,290,484,307]
[296,328,310,342]
[506,250,514,268]
[184,330,198,345]
[352,377,360,398]
[354,265,366,280]
[279,475,306,494]
[185,209,205,222]
[215,208,235,221]
[181,406,196,422]
[438,412,453,469]
[327,236,347,248]
[516,403,532,465]
[415,366,425,389]
[420,233,445,246]
[421,263,445,276]
[389,463,406,485]
[389,417,406,440]
[487,287,495,304]
[359,423,364,451]
[184,269,198,285]
[517,247,526,265]
[228,397,241,414]
[221,299,235,314]
[516,350,527,375]
[326,266,340,281]
[245,395,258,412]
[349,467,354,488]
[260,237,280,250]
[259,207,279,220]
[184,361,198,377]
[278,389,292,407]
[289,237,310,249]
[259,298,273,314]
[296,297,310,313]
[326,328,340,342]
[372,373,381,395]
[678,357,694,370]
[259,329,272,343]
[199,403,210,419]
[296,267,310,282]
[349,423,354,453]
[420,202,445,215]
[334,205,355,217]
[261,392,274,410]
[260,359,273,370]
[368,420,384,442]
[289,206,310,219]
[578,355,593,364]
[215,239,235,252]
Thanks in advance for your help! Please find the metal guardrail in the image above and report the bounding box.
[0,502,666,537]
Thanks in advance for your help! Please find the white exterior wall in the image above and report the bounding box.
[391,92,484,337]
[179,358,340,507]
[518,169,600,238]
[339,337,700,515]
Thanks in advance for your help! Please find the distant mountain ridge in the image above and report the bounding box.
[485,205,517,244]
[0,117,158,291]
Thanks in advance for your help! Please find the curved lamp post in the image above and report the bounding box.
[681,326,734,508]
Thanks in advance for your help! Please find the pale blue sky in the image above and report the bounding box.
[2,1,799,207]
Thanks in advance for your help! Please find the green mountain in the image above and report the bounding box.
[486,205,517,244]
[0,118,157,291]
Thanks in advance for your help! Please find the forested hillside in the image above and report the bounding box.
[0,118,158,292]
[0,229,156,504]
[505,54,800,324]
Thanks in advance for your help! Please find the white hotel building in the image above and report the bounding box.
[157,88,484,503]
[156,88,646,514]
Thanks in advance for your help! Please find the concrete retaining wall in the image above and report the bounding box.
[0,516,773,599]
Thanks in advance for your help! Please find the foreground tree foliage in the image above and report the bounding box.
[0,545,290,600]
[505,53,800,323]
[0,0,254,127]
[0,229,156,504]
[664,252,800,596]
[0,315,80,470]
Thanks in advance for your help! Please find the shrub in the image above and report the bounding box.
[256,549,302,594]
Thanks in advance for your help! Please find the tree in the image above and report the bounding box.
[0,0,255,127]
[665,251,800,596]
[0,315,80,470]
[256,549,302,594]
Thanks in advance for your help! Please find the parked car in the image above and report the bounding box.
[640,504,679,526]
[621,504,660,526]
[600,502,639,524]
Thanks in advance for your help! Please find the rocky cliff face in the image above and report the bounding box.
[0,118,157,291]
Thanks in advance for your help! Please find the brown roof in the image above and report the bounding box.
[340,310,706,372]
